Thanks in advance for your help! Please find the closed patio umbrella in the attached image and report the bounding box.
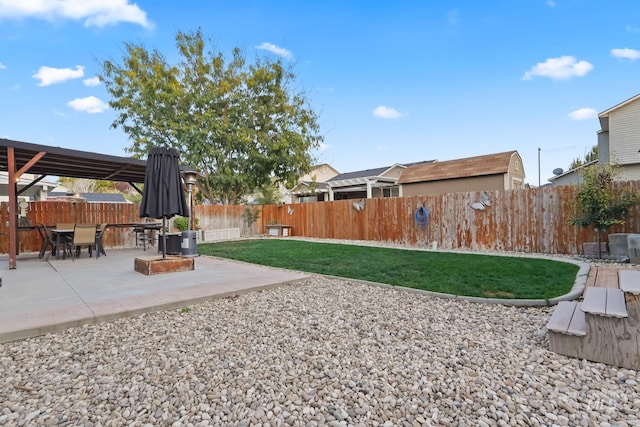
[140,147,189,258]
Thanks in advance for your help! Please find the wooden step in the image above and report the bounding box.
[546,301,586,336]
[581,287,627,318]
[547,301,586,359]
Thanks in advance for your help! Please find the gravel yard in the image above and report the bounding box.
[1,274,639,426]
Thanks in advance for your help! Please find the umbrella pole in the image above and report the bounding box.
[162,217,167,259]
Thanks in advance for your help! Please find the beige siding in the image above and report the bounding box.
[507,153,526,189]
[380,165,406,179]
[610,99,640,166]
[618,164,640,181]
[401,175,503,196]
[300,164,339,182]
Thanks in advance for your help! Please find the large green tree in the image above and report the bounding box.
[99,29,323,204]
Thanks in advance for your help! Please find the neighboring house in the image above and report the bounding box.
[47,192,131,203]
[288,163,340,203]
[552,93,640,186]
[324,161,434,201]
[397,151,525,196]
[597,93,640,181]
[0,172,65,202]
[547,160,597,186]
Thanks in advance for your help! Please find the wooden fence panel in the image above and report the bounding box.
[4,183,640,255]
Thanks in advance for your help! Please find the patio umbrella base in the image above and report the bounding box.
[134,255,195,275]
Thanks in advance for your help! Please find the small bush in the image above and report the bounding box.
[173,216,198,231]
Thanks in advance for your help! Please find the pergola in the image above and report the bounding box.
[0,138,148,269]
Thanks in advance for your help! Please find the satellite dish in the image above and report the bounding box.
[552,168,564,176]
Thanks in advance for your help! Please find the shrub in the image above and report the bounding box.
[173,216,198,231]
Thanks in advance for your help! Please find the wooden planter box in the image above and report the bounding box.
[265,224,293,237]
[134,256,194,275]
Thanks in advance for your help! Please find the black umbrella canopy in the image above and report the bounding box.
[140,147,189,220]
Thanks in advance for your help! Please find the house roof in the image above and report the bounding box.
[598,93,640,131]
[0,138,149,183]
[329,166,394,181]
[328,160,435,182]
[48,192,131,203]
[397,151,519,184]
[547,160,597,183]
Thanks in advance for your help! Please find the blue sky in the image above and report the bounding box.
[1,0,639,185]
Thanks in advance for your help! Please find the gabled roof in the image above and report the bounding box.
[327,160,435,182]
[598,93,640,131]
[547,159,597,183]
[397,151,519,184]
[329,166,395,181]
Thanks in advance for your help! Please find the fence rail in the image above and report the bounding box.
[3,183,640,255]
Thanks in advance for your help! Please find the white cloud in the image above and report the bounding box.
[522,55,593,80]
[568,108,597,120]
[546,0,556,6]
[0,62,6,69]
[0,0,152,29]
[33,65,84,86]
[373,106,404,119]
[254,42,293,59]
[611,48,640,60]
[83,76,101,86]
[67,96,108,113]
[626,24,640,33]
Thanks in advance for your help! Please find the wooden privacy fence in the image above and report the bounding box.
[3,183,640,255]
[0,202,143,255]
[238,184,640,255]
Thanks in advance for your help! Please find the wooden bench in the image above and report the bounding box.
[547,301,586,336]
[581,287,627,318]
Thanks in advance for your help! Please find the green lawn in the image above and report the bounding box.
[198,239,579,299]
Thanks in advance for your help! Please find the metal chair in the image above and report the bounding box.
[69,224,97,261]
[36,223,56,259]
[95,223,108,257]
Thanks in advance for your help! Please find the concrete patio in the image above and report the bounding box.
[0,249,308,343]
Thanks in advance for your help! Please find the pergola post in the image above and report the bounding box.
[7,147,17,269]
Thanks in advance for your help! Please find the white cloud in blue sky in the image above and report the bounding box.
[0,0,152,28]
[2,1,640,185]
[568,108,598,120]
[33,65,84,86]
[255,42,293,59]
[83,76,101,86]
[373,106,404,120]
[522,56,593,80]
[611,48,640,60]
[67,96,108,114]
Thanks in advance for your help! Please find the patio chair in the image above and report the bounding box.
[69,224,97,261]
[36,223,56,259]
[96,223,108,257]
